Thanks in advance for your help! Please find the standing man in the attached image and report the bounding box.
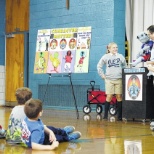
[146,25,154,74]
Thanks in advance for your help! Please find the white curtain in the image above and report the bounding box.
[125,0,154,65]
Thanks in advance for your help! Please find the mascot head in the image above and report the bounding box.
[137,32,149,43]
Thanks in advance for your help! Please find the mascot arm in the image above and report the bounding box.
[137,45,150,57]
[136,52,142,58]
[142,45,150,52]
[137,49,144,58]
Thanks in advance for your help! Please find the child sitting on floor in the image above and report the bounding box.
[21,99,81,150]
[6,87,32,142]
[6,87,81,144]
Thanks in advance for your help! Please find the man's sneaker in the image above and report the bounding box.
[68,131,81,140]
[150,122,154,131]
[147,72,154,76]
[150,127,154,131]
[63,126,75,134]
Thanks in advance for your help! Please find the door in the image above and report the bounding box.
[5,34,24,104]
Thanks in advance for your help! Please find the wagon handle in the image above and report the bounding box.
[90,80,95,90]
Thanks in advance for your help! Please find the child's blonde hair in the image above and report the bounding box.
[106,42,117,53]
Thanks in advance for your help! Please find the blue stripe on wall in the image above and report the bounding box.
[0,0,6,65]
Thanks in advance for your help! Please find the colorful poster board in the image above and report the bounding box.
[125,74,143,101]
[34,27,91,74]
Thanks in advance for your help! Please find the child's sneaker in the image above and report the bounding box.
[68,131,81,140]
[63,126,75,134]
[0,125,5,138]
[6,139,22,144]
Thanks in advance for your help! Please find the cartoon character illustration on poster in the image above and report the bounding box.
[131,32,153,67]
[64,50,73,73]
[50,52,60,73]
[77,38,81,49]
[60,39,67,50]
[80,42,86,49]
[50,39,58,50]
[69,38,76,49]
[44,37,49,51]
[38,37,42,51]
[35,52,46,73]
[87,37,91,49]
[127,75,140,99]
[77,51,86,72]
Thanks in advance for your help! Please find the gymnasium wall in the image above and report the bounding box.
[29,0,126,108]
[0,0,6,106]
[0,0,5,66]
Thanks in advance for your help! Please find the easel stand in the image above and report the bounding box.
[43,73,79,119]
[68,73,79,119]
[42,73,51,103]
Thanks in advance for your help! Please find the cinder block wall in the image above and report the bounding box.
[29,0,126,107]
[0,66,5,106]
[0,0,6,106]
[114,0,126,50]
[0,0,5,66]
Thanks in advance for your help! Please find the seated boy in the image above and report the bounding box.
[6,87,32,142]
[6,87,81,144]
[21,99,81,150]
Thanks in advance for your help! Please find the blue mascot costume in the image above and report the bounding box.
[131,32,153,67]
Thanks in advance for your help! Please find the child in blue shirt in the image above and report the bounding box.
[6,87,81,145]
[21,98,81,150]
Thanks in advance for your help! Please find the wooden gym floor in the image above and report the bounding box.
[0,106,154,154]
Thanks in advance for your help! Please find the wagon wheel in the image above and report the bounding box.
[96,105,103,114]
[83,105,91,114]
[109,106,117,116]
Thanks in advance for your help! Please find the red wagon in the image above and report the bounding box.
[83,81,117,115]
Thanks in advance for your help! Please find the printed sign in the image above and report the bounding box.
[34,27,91,74]
[125,74,143,101]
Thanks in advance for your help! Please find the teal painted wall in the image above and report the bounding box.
[0,0,126,105]
[29,0,126,99]
[0,0,5,65]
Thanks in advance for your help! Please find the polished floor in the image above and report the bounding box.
[0,106,154,154]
